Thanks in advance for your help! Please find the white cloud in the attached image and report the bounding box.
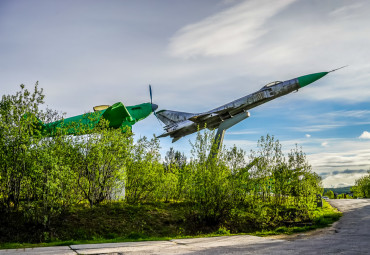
[223,139,259,148]
[168,0,296,58]
[321,172,367,188]
[166,0,370,104]
[289,109,370,133]
[305,134,311,138]
[359,131,370,139]
[323,110,370,119]
[306,139,370,179]
[329,3,363,17]
[292,123,370,133]
[227,130,260,135]
[321,141,329,147]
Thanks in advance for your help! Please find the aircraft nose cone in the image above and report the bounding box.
[297,72,329,88]
[152,103,158,112]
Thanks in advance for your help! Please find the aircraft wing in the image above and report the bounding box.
[188,107,239,123]
[188,112,217,122]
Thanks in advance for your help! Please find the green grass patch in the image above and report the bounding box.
[0,200,342,249]
[254,200,342,236]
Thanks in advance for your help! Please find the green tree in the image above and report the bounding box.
[324,190,335,199]
[0,83,45,211]
[247,135,322,224]
[287,145,321,207]
[0,83,79,230]
[24,133,80,227]
[162,147,187,202]
[224,145,246,173]
[351,171,370,198]
[125,135,164,204]
[249,135,285,203]
[74,119,132,208]
[184,129,234,223]
[164,147,187,172]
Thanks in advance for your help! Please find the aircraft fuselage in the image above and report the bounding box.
[157,71,331,142]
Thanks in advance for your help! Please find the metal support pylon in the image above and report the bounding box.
[209,111,250,159]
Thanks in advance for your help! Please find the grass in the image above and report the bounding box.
[254,200,342,236]
[0,200,342,250]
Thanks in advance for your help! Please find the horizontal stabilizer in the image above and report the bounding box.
[157,132,170,138]
[172,137,181,143]
[157,131,182,143]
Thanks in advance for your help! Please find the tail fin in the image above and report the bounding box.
[102,102,133,128]
[156,110,194,126]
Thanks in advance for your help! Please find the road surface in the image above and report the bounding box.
[1,199,369,255]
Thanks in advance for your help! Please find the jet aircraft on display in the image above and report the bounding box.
[156,69,344,149]
[39,86,158,136]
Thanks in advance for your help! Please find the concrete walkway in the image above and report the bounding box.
[1,199,369,255]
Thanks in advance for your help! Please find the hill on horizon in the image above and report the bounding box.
[323,186,352,194]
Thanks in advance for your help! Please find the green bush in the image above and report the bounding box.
[125,136,164,204]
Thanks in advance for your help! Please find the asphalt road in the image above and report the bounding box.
[1,199,369,255]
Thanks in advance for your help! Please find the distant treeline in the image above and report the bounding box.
[1,84,323,241]
[323,175,370,199]
[323,186,351,195]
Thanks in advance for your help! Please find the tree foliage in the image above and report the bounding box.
[0,83,45,211]
[73,120,132,208]
[351,171,370,198]
[324,190,335,199]
[0,84,132,228]
[125,136,164,204]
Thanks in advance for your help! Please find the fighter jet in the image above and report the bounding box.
[156,69,343,144]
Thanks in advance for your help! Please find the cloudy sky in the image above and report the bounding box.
[1,0,370,187]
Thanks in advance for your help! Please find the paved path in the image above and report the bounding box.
[1,199,369,254]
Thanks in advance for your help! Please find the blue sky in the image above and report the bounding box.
[1,0,370,187]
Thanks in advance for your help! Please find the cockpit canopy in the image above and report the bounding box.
[260,81,282,90]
